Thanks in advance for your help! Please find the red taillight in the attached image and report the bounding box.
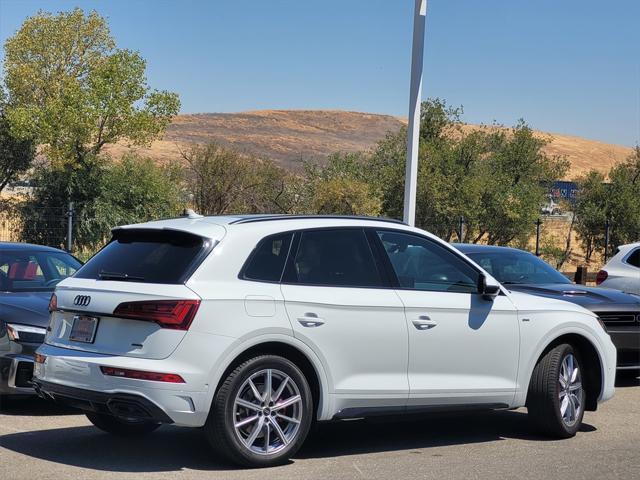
[595,270,608,285]
[35,353,46,364]
[112,299,200,330]
[48,293,57,312]
[100,366,185,383]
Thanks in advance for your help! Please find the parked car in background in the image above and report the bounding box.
[0,243,82,400]
[540,195,562,216]
[34,215,615,467]
[597,242,640,295]
[454,244,640,371]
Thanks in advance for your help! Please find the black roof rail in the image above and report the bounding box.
[228,214,407,225]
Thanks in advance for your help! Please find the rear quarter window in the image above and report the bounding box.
[625,249,640,268]
[75,229,210,284]
[242,232,293,282]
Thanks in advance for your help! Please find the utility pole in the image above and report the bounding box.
[403,0,427,226]
[535,218,542,256]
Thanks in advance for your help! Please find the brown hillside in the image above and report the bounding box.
[103,110,633,178]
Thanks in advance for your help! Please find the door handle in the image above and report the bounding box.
[297,312,325,328]
[412,316,437,330]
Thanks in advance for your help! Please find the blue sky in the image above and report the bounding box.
[1,0,638,146]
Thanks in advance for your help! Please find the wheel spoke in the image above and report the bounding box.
[264,369,273,403]
[248,378,263,402]
[276,413,300,424]
[570,393,581,412]
[236,398,261,412]
[567,355,574,379]
[273,377,289,403]
[274,394,301,411]
[264,421,271,453]
[268,417,290,446]
[235,415,259,428]
[568,381,582,392]
[244,416,265,448]
[559,376,568,389]
[560,396,569,417]
[568,397,576,422]
[570,366,579,383]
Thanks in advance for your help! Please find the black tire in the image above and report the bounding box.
[204,355,313,468]
[85,412,161,436]
[527,343,585,438]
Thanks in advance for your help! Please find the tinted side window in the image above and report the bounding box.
[290,229,382,287]
[377,231,479,293]
[626,249,640,268]
[243,233,293,282]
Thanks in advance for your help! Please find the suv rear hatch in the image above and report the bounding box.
[46,228,218,360]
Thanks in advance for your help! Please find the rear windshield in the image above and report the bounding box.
[75,229,208,284]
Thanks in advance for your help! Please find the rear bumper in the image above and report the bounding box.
[33,379,174,423]
[33,343,212,427]
[0,353,36,395]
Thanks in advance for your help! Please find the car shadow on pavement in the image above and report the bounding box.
[297,409,596,460]
[0,409,596,473]
[0,425,235,472]
[0,396,78,416]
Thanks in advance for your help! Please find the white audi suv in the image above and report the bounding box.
[33,215,616,467]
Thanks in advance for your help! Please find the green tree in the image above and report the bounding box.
[607,146,640,249]
[0,90,35,193]
[180,143,257,215]
[575,147,640,261]
[302,152,383,216]
[244,160,306,214]
[474,122,569,245]
[5,8,180,248]
[79,155,184,248]
[574,171,610,261]
[19,155,184,252]
[3,8,179,168]
[19,155,106,249]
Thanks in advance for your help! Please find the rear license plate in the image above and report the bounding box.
[69,315,99,343]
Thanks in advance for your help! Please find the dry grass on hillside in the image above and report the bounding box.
[104,110,633,179]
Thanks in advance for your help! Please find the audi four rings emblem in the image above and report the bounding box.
[73,295,91,307]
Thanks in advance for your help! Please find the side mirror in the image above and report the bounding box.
[478,274,501,300]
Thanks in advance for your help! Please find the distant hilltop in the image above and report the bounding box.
[103,109,634,179]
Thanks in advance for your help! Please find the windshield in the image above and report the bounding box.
[466,250,571,285]
[0,250,82,292]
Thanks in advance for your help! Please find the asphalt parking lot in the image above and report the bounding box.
[1,373,639,480]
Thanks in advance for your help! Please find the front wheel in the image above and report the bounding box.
[204,355,313,467]
[527,343,585,437]
[86,412,161,436]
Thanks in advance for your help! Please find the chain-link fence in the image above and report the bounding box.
[0,203,71,251]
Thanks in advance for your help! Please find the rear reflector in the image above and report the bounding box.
[113,299,200,330]
[100,366,185,383]
[595,270,608,285]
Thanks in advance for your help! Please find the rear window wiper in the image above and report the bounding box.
[98,271,145,282]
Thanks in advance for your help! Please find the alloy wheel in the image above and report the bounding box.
[558,353,583,427]
[233,368,303,455]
